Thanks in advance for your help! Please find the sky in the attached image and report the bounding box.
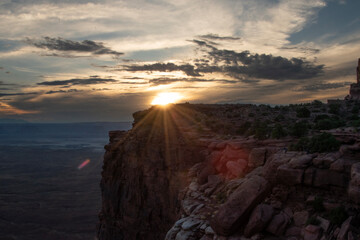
[0,0,360,122]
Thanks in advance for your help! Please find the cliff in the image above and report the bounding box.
[98,102,360,240]
[97,106,207,239]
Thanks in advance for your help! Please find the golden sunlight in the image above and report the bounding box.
[151,92,182,106]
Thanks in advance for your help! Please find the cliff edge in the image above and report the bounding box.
[98,102,360,240]
[97,105,206,239]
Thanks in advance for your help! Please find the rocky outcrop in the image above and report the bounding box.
[97,107,206,240]
[98,104,360,240]
[211,175,270,236]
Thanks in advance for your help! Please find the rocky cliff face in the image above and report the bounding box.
[97,106,206,240]
[98,103,360,240]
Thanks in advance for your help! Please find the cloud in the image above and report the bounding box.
[122,41,324,81]
[26,37,124,57]
[45,89,80,94]
[124,63,202,77]
[0,101,38,115]
[0,81,17,86]
[198,34,241,41]
[37,77,118,86]
[294,81,353,92]
[148,77,237,86]
[0,92,37,97]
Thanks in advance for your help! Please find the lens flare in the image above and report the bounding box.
[151,92,182,106]
[78,159,90,170]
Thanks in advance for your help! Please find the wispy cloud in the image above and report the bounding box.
[37,77,118,86]
[26,37,123,57]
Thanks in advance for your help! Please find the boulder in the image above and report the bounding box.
[266,211,291,236]
[304,167,316,186]
[313,169,346,188]
[293,211,309,227]
[226,159,247,177]
[276,164,304,185]
[330,159,346,172]
[313,154,336,169]
[303,225,322,240]
[181,218,202,230]
[165,226,181,240]
[248,148,267,168]
[244,204,274,237]
[211,176,270,236]
[337,217,353,240]
[263,152,294,183]
[288,154,314,169]
[198,164,217,184]
[285,226,302,237]
[175,230,195,240]
[317,216,330,233]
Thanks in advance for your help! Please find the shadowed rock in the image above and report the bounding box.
[210,175,270,236]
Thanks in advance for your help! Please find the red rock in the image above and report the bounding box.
[276,164,304,185]
[211,176,270,236]
[303,225,322,240]
[226,160,246,177]
[266,212,291,236]
[248,148,267,168]
[313,169,346,188]
[244,204,274,237]
[293,211,309,227]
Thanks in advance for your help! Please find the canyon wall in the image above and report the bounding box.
[97,107,206,239]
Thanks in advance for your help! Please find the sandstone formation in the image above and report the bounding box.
[98,100,360,240]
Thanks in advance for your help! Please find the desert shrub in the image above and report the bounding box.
[271,123,287,139]
[315,118,346,130]
[312,100,323,107]
[352,105,359,114]
[329,104,340,115]
[236,121,251,135]
[348,114,360,121]
[314,114,330,122]
[254,121,269,140]
[312,196,325,212]
[350,120,360,127]
[290,137,310,151]
[308,133,341,153]
[262,112,269,116]
[248,112,255,117]
[275,114,285,122]
[326,206,348,225]
[297,107,311,118]
[291,121,309,137]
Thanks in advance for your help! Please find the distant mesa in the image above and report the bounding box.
[0,118,28,123]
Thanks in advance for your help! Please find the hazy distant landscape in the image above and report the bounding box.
[0,122,131,240]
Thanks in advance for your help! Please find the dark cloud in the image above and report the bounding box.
[45,89,80,94]
[26,37,123,57]
[121,39,324,81]
[294,81,353,92]
[37,77,118,86]
[198,34,241,41]
[149,77,237,86]
[0,92,37,97]
[0,81,17,86]
[124,63,202,76]
[279,46,320,54]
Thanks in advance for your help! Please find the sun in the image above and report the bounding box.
[151,92,182,106]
